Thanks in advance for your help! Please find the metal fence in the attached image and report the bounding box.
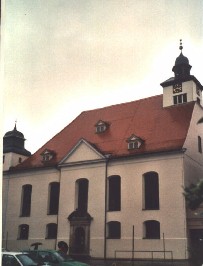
[114,250,173,262]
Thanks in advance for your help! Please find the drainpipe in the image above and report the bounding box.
[104,156,110,260]
[2,172,11,247]
[55,166,62,250]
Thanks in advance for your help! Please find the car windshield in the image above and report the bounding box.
[16,254,37,266]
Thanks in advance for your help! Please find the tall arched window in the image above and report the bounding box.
[46,223,57,239]
[76,179,89,212]
[107,221,121,239]
[144,220,160,239]
[48,182,60,215]
[108,175,121,211]
[143,172,159,210]
[20,185,32,217]
[18,224,29,240]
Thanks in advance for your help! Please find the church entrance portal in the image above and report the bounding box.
[68,210,93,258]
[74,227,85,253]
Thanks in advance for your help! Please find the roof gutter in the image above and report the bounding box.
[104,155,110,260]
[109,148,187,161]
[4,148,186,174]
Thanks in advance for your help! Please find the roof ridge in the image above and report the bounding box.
[83,94,163,114]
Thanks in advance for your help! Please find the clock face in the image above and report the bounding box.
[173,82,182,93]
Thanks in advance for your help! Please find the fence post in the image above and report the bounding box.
[132,225,135,266]
[163,233,166,260]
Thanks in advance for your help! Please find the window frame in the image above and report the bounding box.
[144,220,160,239]
[107,221,121,239]
[20,184,32,217]
[18,224,29,240]
[48,182,60,215]
[108,175,121,211]
[46,223,57,239]
[173,93,187,105]
[143,172,159,210]
[76,178,89,212]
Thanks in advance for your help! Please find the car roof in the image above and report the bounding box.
[2,251,28,255]
[23,249,55,252]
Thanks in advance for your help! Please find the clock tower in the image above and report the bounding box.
[161,40,203,107]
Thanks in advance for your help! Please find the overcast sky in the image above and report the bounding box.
[2,0,203,154]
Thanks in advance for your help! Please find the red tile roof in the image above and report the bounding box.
[13,95,195,170]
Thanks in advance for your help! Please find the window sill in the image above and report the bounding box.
[143,237,160,240]
[142,208,160,211]
[107,237,121,239]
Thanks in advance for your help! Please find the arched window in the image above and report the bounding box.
[76,179,89,212]
[46,223,57,239]
[20,185,32,217]
[18,224,29,240]
[108,175,121,211]
[144,220,160,239]
[48,182,60,215]
[107,221,121,239]
[143,172,159,210]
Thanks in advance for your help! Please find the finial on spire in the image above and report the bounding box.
[14,120,17,130]
[179,39,183,52]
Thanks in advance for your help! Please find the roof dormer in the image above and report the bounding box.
[95,120,109,134]
[41,149,56,162]
[127,134,143,150]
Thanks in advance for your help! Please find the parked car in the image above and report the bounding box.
[2,251,39,266]
[23,250,90,266]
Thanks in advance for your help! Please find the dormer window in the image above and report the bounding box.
[127,134,143,150]
[41,149,55,162]
[95,120,109,134]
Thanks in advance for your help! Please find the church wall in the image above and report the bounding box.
[58,162,106,258]
[2,153,189,259]
[103,153,187,259]
[2,168,60,251]
[3,152,28,171]
[183,103,203,177]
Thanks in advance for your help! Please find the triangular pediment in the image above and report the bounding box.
[59,139,105,164]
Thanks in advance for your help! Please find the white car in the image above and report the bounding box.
[2,251,39,266]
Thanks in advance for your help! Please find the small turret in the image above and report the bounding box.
[3,123,31,171]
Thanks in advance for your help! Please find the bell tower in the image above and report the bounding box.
[161,40,203,107]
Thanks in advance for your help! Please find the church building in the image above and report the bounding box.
[2,43,203,262]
